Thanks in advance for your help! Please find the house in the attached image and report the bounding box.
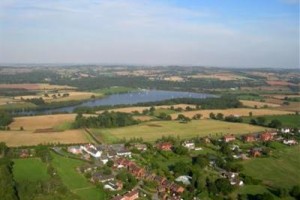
[104,180,123,191]
[223,134,236,143]
[283,139,298,145]
[169,183,185,194]
[182,141,195,150]
[243,134,256,142]
[175,175,192,185]
[19,149,30,158]
[260,132,273,141]
[91,173,114,183]
[133,143,147,151]
[156,142,173,151]
[250,148,262,157]
[67,146,82,154]
[81,144,102,158]
[111,190,139,200]
[117,149,132,158]
[281,128,291,134]
[154,176,167,185]
[128,164,145,178]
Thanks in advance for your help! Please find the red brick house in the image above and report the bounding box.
[128,164,145,178]
[223,134,236,143]
[156,142,173,151]
[111,190,139,200]
[243,134,255,142]
[260,132,273,141]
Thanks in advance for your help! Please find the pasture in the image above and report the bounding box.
[0,83,75,90]
[170,108,293,119]
[241,145,300,188]
[92,119,268,143]
[51,152,106,200]
[243,114,300,128]
[13,158,50,182]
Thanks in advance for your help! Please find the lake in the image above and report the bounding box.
[18,90,216,115]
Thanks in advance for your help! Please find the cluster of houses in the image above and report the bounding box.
[114,157,185,200]
[68,143,132,164]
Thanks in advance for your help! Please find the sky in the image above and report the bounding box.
[0,0,299,68]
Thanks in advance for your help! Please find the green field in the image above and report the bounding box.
[243,114,300,128]
[241,145,300,189]
[92,119,268,143]
[93,86,136,95]
[51,152,106,200]
[0,102,37,111]
[13,158,50,182]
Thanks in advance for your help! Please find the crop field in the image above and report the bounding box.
[92,120,268,143]
[241,145,300,188]
[0,83,75,90]
[240,100,280,108]
[273,102,300,112]
[15,91,102,103]
[188,73,248,81]
[0,130,88,147]
[51,152,106,200]
[13,158,50,182]
[133,115,154,121]
[9,114,77,131]
[243,114,300,128]
[170,108,293,119]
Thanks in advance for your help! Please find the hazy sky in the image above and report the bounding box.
[0,0,299,68]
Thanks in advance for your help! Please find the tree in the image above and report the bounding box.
[250,119,257,125]
[215,178,234,195]
[0,112,13,127]
[106,160,114,167]
[290,185,300,199]
[249,112,253,117]
[209,113,216,119]
[193,155,209,168]
[216,113,224,120]
[268,119,282,128]
[256,116,266,125]
[192,113,202,120]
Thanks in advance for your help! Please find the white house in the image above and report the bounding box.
[182,141,195,150]
[281,128,291,134]
[283,139,298,145]
[67,146,82,154]
[81,144,102,158]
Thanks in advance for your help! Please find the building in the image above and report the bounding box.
[156,142,173,151]
[223,134,236,143]
[67,146,82,154]
[81,144,102,158]
[133,143,147,151]
[104,180,123,191]
[243,134,256,142]
[117,149,132,158]
[260,132,273,141]
[182,141,195,150]
[111,190,139,200]
[91,173,114,183]
[283,139,298,145]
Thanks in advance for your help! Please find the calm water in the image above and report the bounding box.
[19,90,216,115]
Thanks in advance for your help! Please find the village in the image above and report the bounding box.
[13,126,299,200]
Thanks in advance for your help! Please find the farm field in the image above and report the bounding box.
[240,100,280,108]
[0,83,75,90]
[51,152,106,200]
[273,102,300,112]
[91,119,268,143]
[9,114,77,131]
[243,114,300,128]
[13,158,50,182]
[241,145,300,188]
[0,130,88,147]
[15,91,103,103]
[0,102,37,110]
[188,73,248,80]
[170,108,293,119]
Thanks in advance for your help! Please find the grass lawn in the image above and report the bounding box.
[51,152,106,200]
[13,158,50,182]
[92,119,268,143]
[241,145,300,189]
[243,114,300,128]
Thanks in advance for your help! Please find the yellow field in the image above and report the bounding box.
[133,115,154,121]
[15,91,102,103]
[170,108,293,119]
[189,73,247,81]
[106,104,197,114]
[0,130,88,147]
[9,114,77,131]
[0,83,75,90]
[240,100,280,108]
[94,120,268,143]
